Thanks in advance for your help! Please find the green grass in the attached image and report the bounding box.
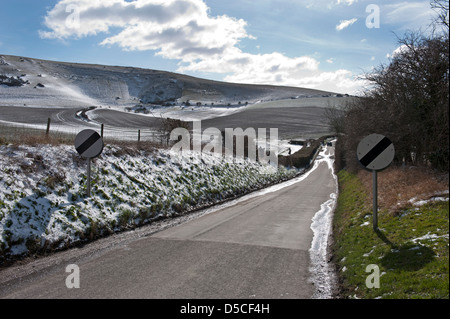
[332,170,449,299]
[0,140,297,260]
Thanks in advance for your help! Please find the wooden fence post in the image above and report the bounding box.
[46,118,51,136]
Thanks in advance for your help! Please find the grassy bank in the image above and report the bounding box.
[332,169,449,299]
[1,143,298,263]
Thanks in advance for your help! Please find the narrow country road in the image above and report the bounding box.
[0,146,337,299]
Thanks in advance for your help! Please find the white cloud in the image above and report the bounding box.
[386,44,410,58]
[326,58,335,64]
[178,49,364,94]
[384,2,435,30]
[304,0,357,10]
[336,18,358,31]
[40,0,363,94]
[336,0,358,5]
[40,0,253,63]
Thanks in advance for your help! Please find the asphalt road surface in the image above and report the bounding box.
[0,147,336,299]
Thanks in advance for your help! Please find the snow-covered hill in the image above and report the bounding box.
[0,54,335,109]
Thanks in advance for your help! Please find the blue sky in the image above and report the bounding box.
[0,0,439,94]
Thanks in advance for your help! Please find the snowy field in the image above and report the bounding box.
[0,143,299,260]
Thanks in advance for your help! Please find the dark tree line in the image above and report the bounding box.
[328,1,449,172]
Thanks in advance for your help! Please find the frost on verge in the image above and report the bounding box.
[309,145,338,299]
[0,144,297,260]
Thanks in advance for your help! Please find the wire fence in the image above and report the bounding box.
[0,118,165,146]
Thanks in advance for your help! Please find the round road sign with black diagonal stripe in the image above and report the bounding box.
[357,134,395,171]
[75,129,104,159]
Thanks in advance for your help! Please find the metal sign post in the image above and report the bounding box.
[373,170,378,230]
[357,134,395,231]
[87,157,92,197]
[75,129,104,198]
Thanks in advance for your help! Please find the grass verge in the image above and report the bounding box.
[0,142,298,264]
[332,169,449,299]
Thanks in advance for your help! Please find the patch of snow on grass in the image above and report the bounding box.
[413,197,448,207]
[410,232,449,243]
[0,143,298,260]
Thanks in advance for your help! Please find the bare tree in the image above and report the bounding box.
[158,117,190,146]
[431,0,449,29]
[336,29,449,171]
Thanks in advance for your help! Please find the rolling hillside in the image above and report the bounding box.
[0,54,335,109]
